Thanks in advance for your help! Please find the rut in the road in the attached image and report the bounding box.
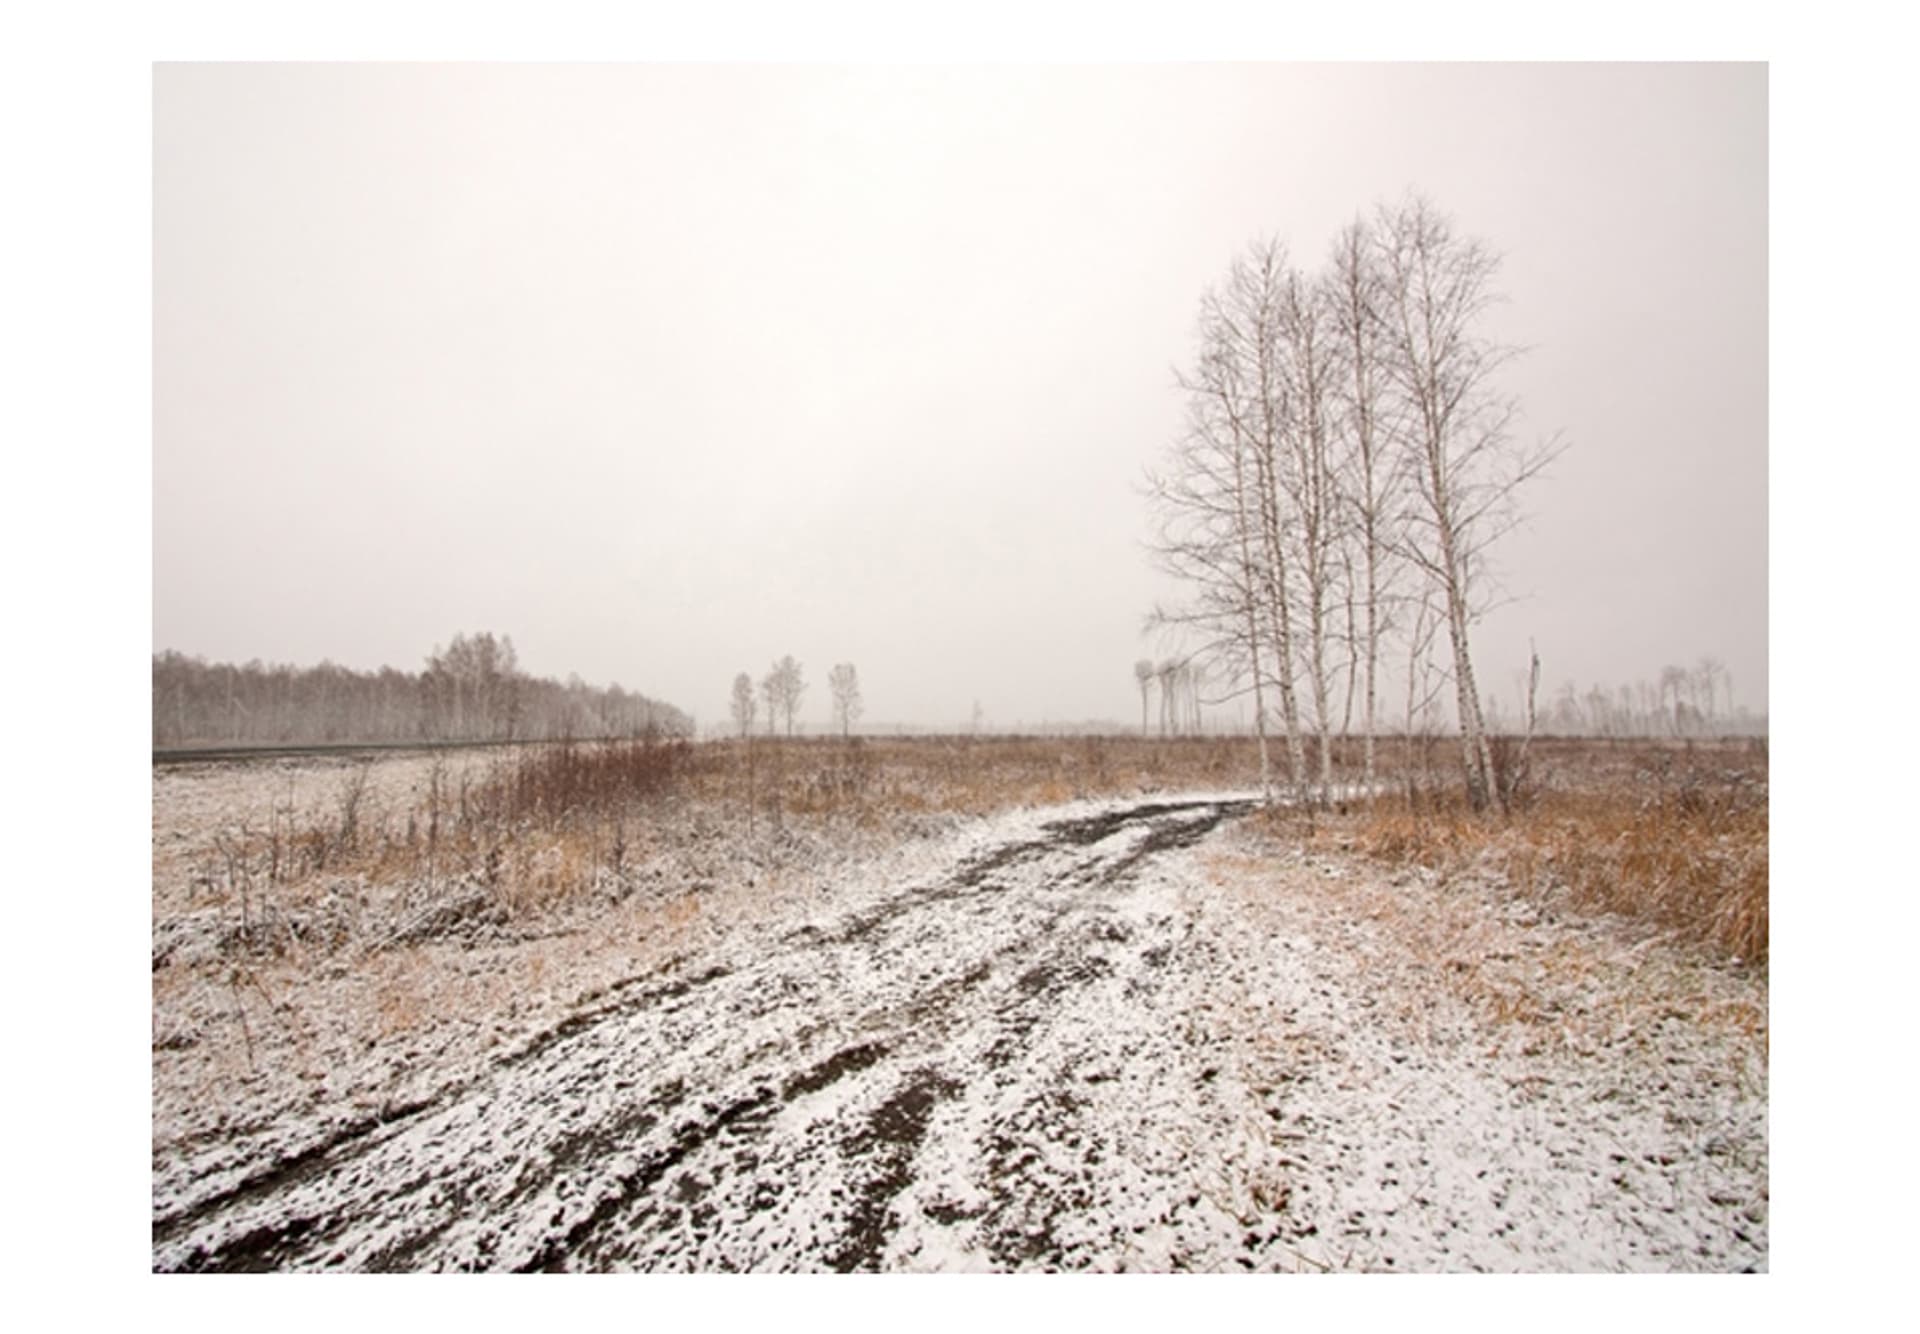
[151,962,736,1253]
[153,797,1254,1272]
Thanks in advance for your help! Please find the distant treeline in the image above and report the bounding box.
[152,632,692,747]
[1505,662,1765,741]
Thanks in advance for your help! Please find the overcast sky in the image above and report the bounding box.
[154,63,1766,729]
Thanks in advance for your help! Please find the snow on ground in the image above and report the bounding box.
[1181,828,1766,1271]
[152,762,1766,1272]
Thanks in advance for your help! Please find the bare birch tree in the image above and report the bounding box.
[1328,217,1401,797]
[828,662,863,739]
[1374,195,1560,812]
[730,672,756,738]
[731,671,758,834]
[1231,244,1310,795]
[1660,664,1691,736]
[759,669,779,738]
[1695,655,1727,731]
[1142,388,1274,799]
[766,656,806,737]
[1277,262,1343,803]
[1156,659,1178,737]
[1146,241,1311,800]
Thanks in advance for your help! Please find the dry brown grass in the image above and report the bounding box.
[176,734,1765,970]
[186,735,1264,931]
[1291,740,1768,967]
[698,734,1261,821]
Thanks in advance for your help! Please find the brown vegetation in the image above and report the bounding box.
[174,733,1765,972]
[706,734,1255,821]
[1282,737,1768,965]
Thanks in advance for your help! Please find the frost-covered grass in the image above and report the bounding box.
[151,737,1270,973]
[152,737,1766,1271]
[1310,740,1769,965]
[728,734,1260,816]
[151,751,898,1167]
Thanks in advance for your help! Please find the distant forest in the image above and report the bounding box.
[152,632,692,747]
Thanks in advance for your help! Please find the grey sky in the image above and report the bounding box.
[154,63,1766,729]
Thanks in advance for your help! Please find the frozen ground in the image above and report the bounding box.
[152,770,1766,1272]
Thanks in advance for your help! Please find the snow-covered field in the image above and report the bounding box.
[152,758,1767,1271]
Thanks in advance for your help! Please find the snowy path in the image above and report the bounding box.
[151,796,1766,1272]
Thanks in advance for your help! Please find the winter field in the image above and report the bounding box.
[151,736,1767,1272]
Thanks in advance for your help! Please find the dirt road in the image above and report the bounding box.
[154,799,1280,1271]
[151,794,1767,1272]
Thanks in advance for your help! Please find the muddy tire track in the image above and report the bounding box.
[153,798,1254,1272]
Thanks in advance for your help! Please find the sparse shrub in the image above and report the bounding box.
[1486,733,1540,811]
[486,737,695,826]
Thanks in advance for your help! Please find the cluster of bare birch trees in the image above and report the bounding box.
[755,657,807,737]
[1134,658,1206,737]
[1542,659,1757,738]
[729,658,864,739]
[1148,196,1559,812]
[726,658,865,836]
